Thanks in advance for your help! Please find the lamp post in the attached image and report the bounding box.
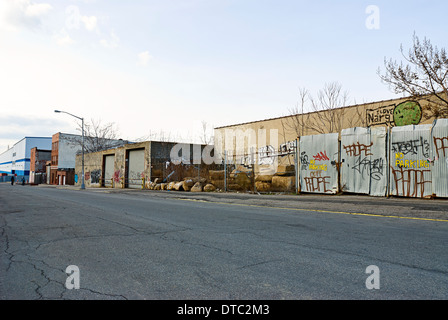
[54,110,85,190]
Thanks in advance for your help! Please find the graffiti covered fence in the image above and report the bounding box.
[299,133,339,194]
[297,119,448,198]
[340,127,388,196]
[432,119,448,198]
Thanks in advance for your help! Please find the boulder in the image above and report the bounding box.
[234,172,251,190]
[255,181,272,192]
[174,181,184,191]
[160,183,167,190]
[210,179,224,189]
[271,176,295,191]
[190,182,203,192]
[203,183,216,192]
[167,181,176,190]
[184,177,207,184]
[154,183,161,190]
[182,179,195,191]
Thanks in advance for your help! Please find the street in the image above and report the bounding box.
[1,183,448,300]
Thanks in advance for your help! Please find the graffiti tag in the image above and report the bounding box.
[391,137,430,158]
[313,151,329,162]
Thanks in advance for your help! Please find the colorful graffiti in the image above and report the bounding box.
[366,100,422,127]
[313,151,329,162]
[393,101,422,127]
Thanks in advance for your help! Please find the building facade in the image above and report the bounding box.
[212,93,448,198]
[75,140,210,189]
[0,137,52,183]
[213,94,442,172]
[29,147,51,184]
[50,132,128,185]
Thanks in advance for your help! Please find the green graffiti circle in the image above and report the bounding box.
[393,101,422,126]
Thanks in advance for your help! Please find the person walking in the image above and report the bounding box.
[11,176,14,185]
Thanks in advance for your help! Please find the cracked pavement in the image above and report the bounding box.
[1,183,448,300]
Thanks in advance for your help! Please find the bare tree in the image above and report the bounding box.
[378,33,448,119]
[68,118,125,153]
[199,120,214,145]
[282,87,309,139]
[282,82,365,138]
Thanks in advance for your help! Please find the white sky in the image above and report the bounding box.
[0,0,447,153]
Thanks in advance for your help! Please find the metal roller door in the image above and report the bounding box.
[103,154,114,187]
[127,149,145,188]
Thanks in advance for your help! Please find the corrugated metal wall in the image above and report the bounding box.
[389,124,432,198]
[299,133,339,194]
[431,119,448,197]
[297,120,448,198]
[340,127,388,196]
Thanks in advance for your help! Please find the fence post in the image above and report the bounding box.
[224,150,227,192]
[294,138,299,195]
[251,147,256,193]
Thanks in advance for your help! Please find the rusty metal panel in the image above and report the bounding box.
[299,133,339,194]
[389,124,432,198]
[431,119,448,198]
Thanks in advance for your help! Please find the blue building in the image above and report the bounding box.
[0,137,52,183]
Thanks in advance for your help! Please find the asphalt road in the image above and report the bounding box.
[1,183,448,300]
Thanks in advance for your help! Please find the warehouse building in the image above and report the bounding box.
[50,132,128,186]
[0,137,52,183]
[212,93,448,197]
[75,140,211,189]
[29,147,51,184]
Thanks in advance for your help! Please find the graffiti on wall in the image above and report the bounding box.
[434,136,448,158]
[343,142,373,157]
[256,140,297,166]
[301,147,335,193]
[343,141,384,181]
[391,137,430,158]
[113,170,121,182]
[390,166,432,198]
[304,173,331,193]
[366,100,422,127]
[390,129,432,198]
[91,169,101,184]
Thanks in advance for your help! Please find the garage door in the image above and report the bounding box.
[104,154,114,187]
[127,149,145,188]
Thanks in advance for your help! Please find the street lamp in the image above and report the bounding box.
[54,110,85,190]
